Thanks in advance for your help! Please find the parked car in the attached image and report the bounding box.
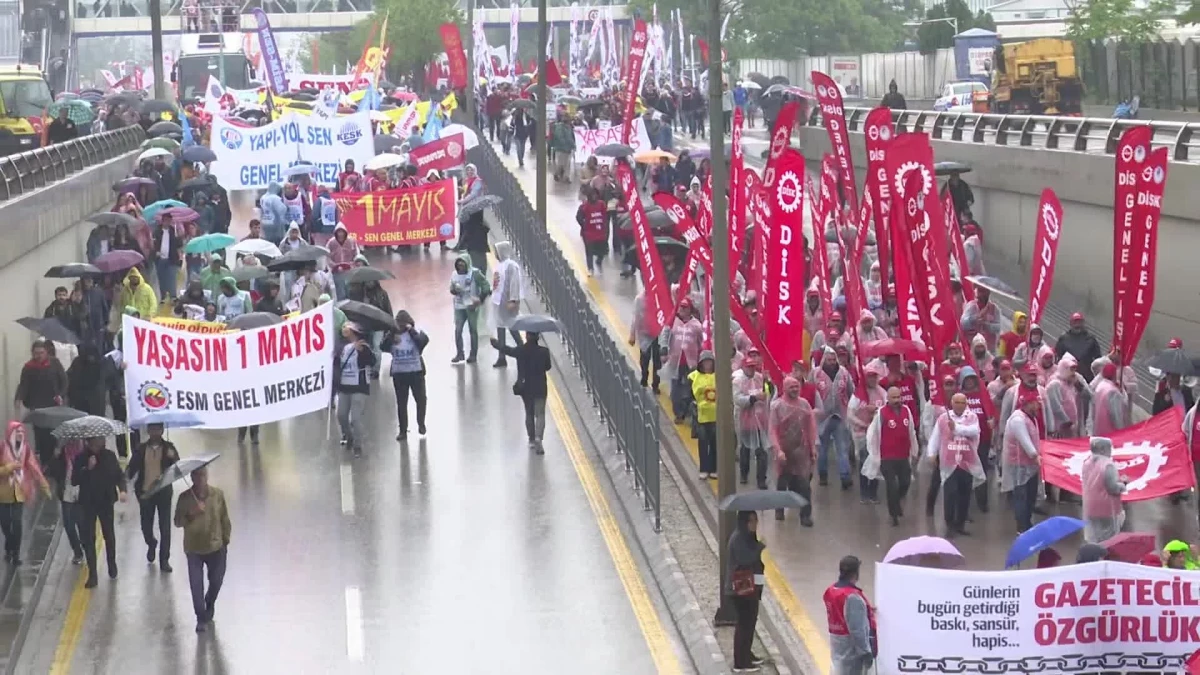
[933,81,989,112]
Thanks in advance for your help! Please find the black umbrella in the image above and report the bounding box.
[45,262,102,278]
[227,312,284,330]
[296,87,320,96]
[267,246,328,272]
[1147,348,1196,376]
[506,98,536,111]
[337,267,395,284]
[178,176,216,191]
[17,317,80,344]
[719,490,809,512]
[511,314,559,334]
[769,75,790,85]
[140,99,177,117]
[595,143,635,158]
[646,209,675,231]
[52,415,130,440]
[337,300,398,332]
[654,236,688,254]
[22,406,88,429]
[578,99,605,109]
[144,454,220,497]
[105,92,139,107]
[147,120,183,138]
[230,266,270,283]
[374,135,403,153]
[934,161,972,176]
[181,146,217,163]
[284,101,313,111]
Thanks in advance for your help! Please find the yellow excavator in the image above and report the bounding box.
[987,38,1084,116]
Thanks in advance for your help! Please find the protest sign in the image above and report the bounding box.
[333,178,459,246]
[573,118,652,163]
[877,560,1200,674]
[408,133,467,174]
[123,305,334,429]
[210,111,374,190]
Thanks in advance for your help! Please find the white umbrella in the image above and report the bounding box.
[229,239,282,258]
[369,110,391,122]
[365,153,407,171]
[439,124,479,149]
[137,147,173,162]
[741,80,762,90]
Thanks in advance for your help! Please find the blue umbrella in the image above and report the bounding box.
[1004,516,1085,568]
[143,199,186,223]
[136,410,205,429]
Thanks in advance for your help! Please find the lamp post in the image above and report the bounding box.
[536,0,547,232]
[466,0,475,117]
[149,0,165,100]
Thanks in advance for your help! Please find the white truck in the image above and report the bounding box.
[174,32,252,101]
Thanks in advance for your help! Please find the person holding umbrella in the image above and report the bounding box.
[127,423,178,572]
[490,331,552,453]
[71,429,129,588]
[174,466,231,633]
[335,322,376,458]
[381,310,429,441]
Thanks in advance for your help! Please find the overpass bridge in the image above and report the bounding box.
[71,1,630,37]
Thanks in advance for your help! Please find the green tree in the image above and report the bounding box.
[305,0,463,83]
[916,0,994,53]
[1066,0,1172,42]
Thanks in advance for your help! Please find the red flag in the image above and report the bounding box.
[698,174,713,240]
[620,20,649,146]
[1027,188,1064,326]
[806,172,832,334]
[617,163,672,336]
[675,247,702,308]
[731,292,784,385]
[746,170,770,322]
[943,189,975,302]
[439,23,469,89]
[543,58,564,87]
[763,147,808,373]
[728,106,745,287]
[1042,407,1195,501]
[1124,146,1167,360]
[889,194,922,348]
[1112,125,1152,355]
[835,213,869,398]
[812,71,860,223]
[861,110,892,293]
[652,193,706,250]
[696,38,709,66]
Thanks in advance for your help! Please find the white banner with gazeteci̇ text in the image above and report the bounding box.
[122,306,334,429]
[876,561,1200,674]
[210,111,374,190]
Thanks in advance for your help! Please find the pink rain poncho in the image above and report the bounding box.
[660,313,704,381]
[961,296,1001,352]
[926,408,987,487]
[1081,437,1126,543]
[0,422,47,501]
[848,361,888,441]
[968,334,995,382]
[1011,324,1050,367]
[1044,353,1093,438]
[839,309,888,353]
[1000,403,1041,494]
[769,377,819,479]
[732,363,769,450]
[1091,373,1131,437]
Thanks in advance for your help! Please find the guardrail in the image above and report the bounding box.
[466,140,663,530]
[816,106,1200,163]
[0,126,145,203]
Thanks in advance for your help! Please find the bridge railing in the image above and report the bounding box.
[0,126,145,203]
[815,106,1200,163]
[467,140,662,530]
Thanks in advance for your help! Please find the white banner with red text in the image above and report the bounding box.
[573,118,653,163]
[876,560,1200,674]
[122,305,334,429]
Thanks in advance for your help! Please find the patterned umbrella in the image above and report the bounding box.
[22,406,88,429]
[52,415,130,440]
[459,194,502,219]
[142,199,186,223]
[160,207,199,223]
[48,99,94,126]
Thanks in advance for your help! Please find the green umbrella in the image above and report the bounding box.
[143,199,186,223]
[142,137,180,152]
[184,233,237,255]
[48,100,94,126]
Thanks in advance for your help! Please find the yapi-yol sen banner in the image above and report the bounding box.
[210,111,374,190]
[333,178,459,246]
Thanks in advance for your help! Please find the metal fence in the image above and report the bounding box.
[466,140,662,529]
[738,49,957,101]
[0,126,145,203]
[1081,38,1200,111]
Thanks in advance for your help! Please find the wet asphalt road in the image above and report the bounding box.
[489,137,1200,644]
[48,194,673,674]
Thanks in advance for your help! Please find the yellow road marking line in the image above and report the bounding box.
[513,163,832,674]
[49,540,98,675]
[547,382,684,675]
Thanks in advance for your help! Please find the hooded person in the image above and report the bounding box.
[491,242,525,367]
[381,310,430,441]
[198,253,231,297]
[109,268,158,333]
[1081,437,1126,543]
[863,385,919,526]
[997,311,1028,360]
[733,349,771,489]
[0,423,49,565]
[215,276,250,319]
[1045,352,1093,439]
[1163,540,1199,570]
[770,375,819,524]
[848,360,888,503]
[1034,348,1057,387]
[957,365,994,513]
[689,349,720,476]
[815,346,855,488]
[968,334,995,382]
[1003,387,1043,532]
[258,183,288,241]
[450,252,490,364]
[809,311,843,364]
[254,279,286,316]
[962,223,985,276]
[1090,362,1131,437]
[326,222,359,271]
[803,286,823,338]
[660,298,705,423]
[960,287,1001,352]
[840,309,887,355]
[925,392,986,537]
[864,261,884,311]
[1011,323,1049,369]
[334,321,376,458]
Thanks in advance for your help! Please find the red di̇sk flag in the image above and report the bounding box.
[811,71,860,224]
[728,107,746,287]
[620,20,649,146]
[862,107,893,302]
[618,163,673,336]
[762,147,808,372]
[835,206,869,398]
[1124,146,1168,361]
[745,170,770,322]
[1042,407,1195,501]
[653,193,713,308]
[1027,188,1064,326]
[438,23,469,89]
[697,174,713,240]
[730,291,784,385]
[805,172,832,334]
[942,189,975,302]
[1111,125,1152,356]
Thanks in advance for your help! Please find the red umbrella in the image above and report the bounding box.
[93,249,144,273]
[1100,532,1156,563]
[860,338,929,360]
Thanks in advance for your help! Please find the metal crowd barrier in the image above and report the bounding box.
[466,141,662,530]
[815,106,1200,163]
[0,126,145,202]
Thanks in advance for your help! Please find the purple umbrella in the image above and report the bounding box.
[883,536,965,569]
[112,176,155,193]
[159,207,199,223]
[93,249,144,273]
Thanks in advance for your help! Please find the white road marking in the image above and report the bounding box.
[340,464,355,515]
[345,586,365,662]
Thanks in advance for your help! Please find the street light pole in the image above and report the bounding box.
[465,0,475,117]
[149,0,166,100]
[708,0,737,626]
[536,0,547,229]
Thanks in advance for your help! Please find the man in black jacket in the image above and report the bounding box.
[491,331,552,454]
[127,423,178,572]
[46,107,78,145]
[73,436,127,587]
[151,213,183,300]
[1055,312,1104,382]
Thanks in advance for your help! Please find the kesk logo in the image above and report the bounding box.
[138,381,171,413]
[777,171,802,213]
[220,127,243,150]
[1063,440,1168,493]
[438,223,455,237]
[337,120,363,146]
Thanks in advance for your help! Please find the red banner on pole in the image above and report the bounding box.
[620,20,649,146]
[1112,125,1152,355]
[728,106,746,287]
[1028,188,1064,326]
[617,162,672,336]
[806,172,832,334]
[862,108,893,303]
[407,133,466,174]
[812,71,860,224]
[1042,407,1195,502]
[698,174,713,240]
[333,179,459,246]
[763,147,807,372]
[1124,145,1168,360]
[652,193,704,248]
[943,189,975,302]
[439,23,468,89]
[730,292,784,385]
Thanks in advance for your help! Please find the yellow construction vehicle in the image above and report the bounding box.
[988,38,1084,116]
